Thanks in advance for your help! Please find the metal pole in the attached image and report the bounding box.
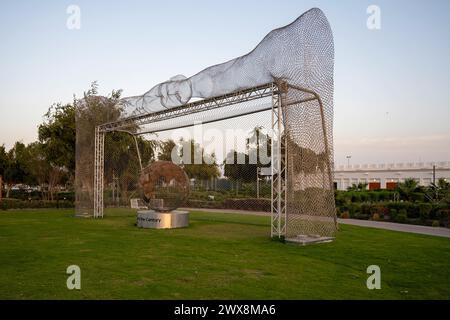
[133,135,144,171]
[256,167,260,199]
[277,93,282,237]
[433,165,436,185]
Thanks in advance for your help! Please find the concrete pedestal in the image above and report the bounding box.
[285,235,334,246]
[136,210,189,229]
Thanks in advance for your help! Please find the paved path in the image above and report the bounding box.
[338,218,450,238]
[182,207,450,238]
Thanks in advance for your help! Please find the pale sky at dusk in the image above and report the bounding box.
[0,0,449,165]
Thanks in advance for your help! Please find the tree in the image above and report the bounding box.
[0,145,8,200]
[104,132,156,200]
[347,182,368,192]
[396,178,419,201]
[223,151,257,183]
[2,142,29,197]
[25,142,68,200]
[224,127,272,189]
[38,103,76,174]
[247,126,271,167]
[74,82,124,201]
[158,139,177,161]
[0,145,8,178]
[425,178,450,204]
[178,139,220,181]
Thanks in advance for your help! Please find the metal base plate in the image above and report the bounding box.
[285,235,334,246]
[137,210,189,229]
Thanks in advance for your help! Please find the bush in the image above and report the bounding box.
[372,213,381,221]
[396,209,407,223]
[432,220,440,227]
[341,211,350,219]
[347,203,361,217]
[353,213,370,220]
[223,198,271,212]
[389,208,397,220]
[0,199,74,210]
[418,203,432,221]
[377,190,393,202]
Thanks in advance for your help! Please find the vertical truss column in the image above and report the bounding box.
[271,83,287,238]
[93,126,105,218]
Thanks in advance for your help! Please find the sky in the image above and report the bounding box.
[0,0,449,165]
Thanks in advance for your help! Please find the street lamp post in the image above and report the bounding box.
[346,155,352,167]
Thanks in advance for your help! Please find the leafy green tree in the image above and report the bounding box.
[38,103,76,173]
[25,142,68,200]
[75,82,159,204]
[104,132,156,200]
[224,127,273,192]
[0,145,8,178]
[247,126,271,167]
[347,182,368,191]
[3,142,29,197]
[425,178,450,204]
[436,178,450,190]
[396,178,419,201]
[223,151,257,183]
[74,82,124,200]
[178,139,220,181]
[158,139,177,161]
[0,145,9,199]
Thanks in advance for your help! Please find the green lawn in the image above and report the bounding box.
[0,209,449,299]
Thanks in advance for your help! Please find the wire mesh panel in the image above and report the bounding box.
[75,7,337,239]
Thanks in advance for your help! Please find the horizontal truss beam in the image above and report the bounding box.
[99,83,279,133]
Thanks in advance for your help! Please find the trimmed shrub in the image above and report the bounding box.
[372,213,381,221]
[418,203,432,221]
[223,198,271,212]
[0,199,74,210]
[432,220,440,227]
[341,211,350,219]
[354,213,370,220]
[184,199,224,209]
[389,208,398,220]
[336,207,341,218]
[396,209,408,223]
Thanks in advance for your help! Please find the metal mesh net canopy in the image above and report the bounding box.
[75,7,337,240]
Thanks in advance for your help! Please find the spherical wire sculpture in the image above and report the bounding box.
[139,161,190,212]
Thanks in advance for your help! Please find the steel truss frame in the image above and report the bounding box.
[92,81,335,238]
[93,126,105,218]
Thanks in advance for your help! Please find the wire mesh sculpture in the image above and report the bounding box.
[139,161,190,212]
[75,7,337,241]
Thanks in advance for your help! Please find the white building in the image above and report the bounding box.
[333,161,450,191]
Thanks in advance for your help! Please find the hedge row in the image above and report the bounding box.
[2,190,75,201]
[0,199,74,210]
[337,201,450,227]
[223,198,271,212]
[335,190,426,204]
[185,198,271,212]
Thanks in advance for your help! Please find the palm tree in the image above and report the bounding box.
[425,178,450,203]
[396,178,419,201]
[347,182,367,192]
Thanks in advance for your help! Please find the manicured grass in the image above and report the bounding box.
[0,208,449,299]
